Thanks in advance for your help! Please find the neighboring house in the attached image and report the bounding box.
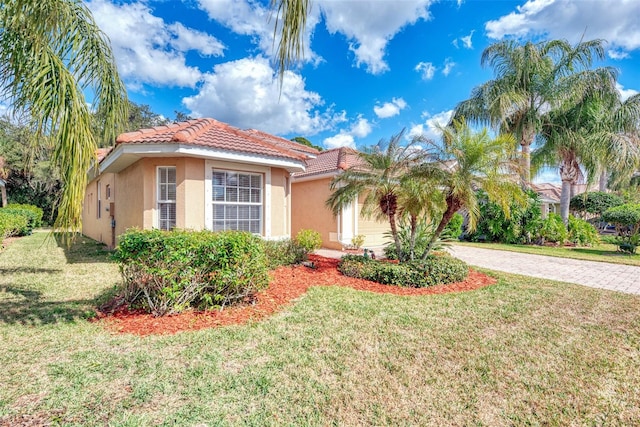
[531,183,561,218]
[82,118,318,248]
[291,147,391,250]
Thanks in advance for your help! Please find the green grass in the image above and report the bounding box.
[2,232,640,425]
[456,240,640,267]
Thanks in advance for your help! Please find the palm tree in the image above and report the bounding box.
[534,84,640,223]
[326,131,431,261]
[271,0,311,82]
[453,38,615,183]
[412,120,524,259]
[0,0,127,231]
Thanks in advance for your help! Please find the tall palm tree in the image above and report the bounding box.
[271,0,311,82]
[326,131,431,261]
[0,0,127,231]
[534,84,640,223]
[412,120,524,259]
[453,38,615,183]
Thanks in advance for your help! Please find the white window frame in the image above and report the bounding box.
[208,168,263,234]
[157,166,176,230]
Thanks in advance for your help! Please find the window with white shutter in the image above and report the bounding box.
[157,167,176,230]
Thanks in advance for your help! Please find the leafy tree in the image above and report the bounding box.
[291,136,322,151]
[453,38,614,183]
[0,0,127,231]
[570,191,624,219]
[326,130,431,261]
[412,120,524,258]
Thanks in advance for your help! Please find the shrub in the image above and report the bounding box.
[0,204,43,236]
[469,189,542,244]
[262,238,307,269]
[602,203,640,253]
[113,229,269,316]
[351,234,365,249]
[294,229,322,253]
[570,192,624,218]
[538,213,568,244]
[384,220,451,261]
[567,216,600,246]
[443,212,464,240]
[0,210,29,238]
[338,254,468,288]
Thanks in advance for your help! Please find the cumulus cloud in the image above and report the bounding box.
[486,0,640,56]
[415,61,436,80]
[196,0,322,66]
[317,0,433,74]
[324,132,356,149]
[374,98,407,119]
[608,49,630,60]
[442,58,456,76]
[408,110,454,142]
[182,56,342,135]
[350,116,372,138]
[616,83,639,102]
[88,0,224,88]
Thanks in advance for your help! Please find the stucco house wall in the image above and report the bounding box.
[82,119,312,248]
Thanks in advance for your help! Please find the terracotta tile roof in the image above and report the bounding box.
[114,118,308,161]
[96,148,112,162]
[530,183,561,202]
[294,147,363,178]
[244,129,320,156]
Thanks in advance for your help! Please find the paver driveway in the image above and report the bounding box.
[448,245,640,295]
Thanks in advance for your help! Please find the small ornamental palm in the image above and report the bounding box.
[413,119,524,258]
[326,130,431,261]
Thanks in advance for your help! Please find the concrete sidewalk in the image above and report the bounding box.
[448,244,640,295]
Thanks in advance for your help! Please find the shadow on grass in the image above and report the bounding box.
[53,232,114,264]
[570,247,635,257]
[0,267,63,274]
[0,285,119,326]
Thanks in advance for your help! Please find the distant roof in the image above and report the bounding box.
[244,129,320,157]
[115,118,308,162]
[293,147,362,179]
[530,183,561,203]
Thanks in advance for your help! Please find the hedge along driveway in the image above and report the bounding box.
[2,232,640,425]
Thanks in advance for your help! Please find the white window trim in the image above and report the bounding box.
[204,160,271,236]
[156,166,177,230]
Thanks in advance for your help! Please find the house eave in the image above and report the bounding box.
[291,170,341,183]
[97,143,307,175]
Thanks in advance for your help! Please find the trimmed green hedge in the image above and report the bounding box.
[0,211,29,238]
[262,238,307,269]
[338,254,468,288]
[113,229,269,316]
[0,203,42,237]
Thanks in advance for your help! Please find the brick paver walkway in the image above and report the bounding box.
[448,245,640,295]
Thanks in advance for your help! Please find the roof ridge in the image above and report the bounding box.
[116,120,199,144]
[172,118,216,142]
[246,129,320,154]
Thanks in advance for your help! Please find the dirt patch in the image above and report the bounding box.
[97,254,497,336]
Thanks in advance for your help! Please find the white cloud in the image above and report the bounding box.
[317,0,433,74]
[415,61,436,80]
[324,132,356,149]
[442,58,456,76]
[182,56,341,135]
[608,49,630,60]
[374,98,407,119]
[486,0,640,57]
[196,0,322,66]
[408,110,454,142]
[460,30,474,49]
[616,83,639,102]
[88,0,224,88]
[350,116,372,138]
[532,167,561,185]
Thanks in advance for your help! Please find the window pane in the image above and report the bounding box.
[213,186,224,201]
[251,206,261,220]
[213,221,225,231]
[250,175,261,188]
[212,171,225,186]
[167,183,176,201]
[238,206,250,220]
[211,170,262,234]
[226,172,237,186]
[226,187,238,202]
[239,174,251,187]
[213,205,225,220]
[239,188,251,203]
[250,220,260,234]
[251,189,260,203]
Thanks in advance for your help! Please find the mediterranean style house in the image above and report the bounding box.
[82,118,319,248]
[291,147,390,250]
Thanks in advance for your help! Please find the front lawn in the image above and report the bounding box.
[455,241,640,267]
[2,232,640,425]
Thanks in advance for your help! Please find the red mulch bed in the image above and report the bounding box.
[97,254,497,336]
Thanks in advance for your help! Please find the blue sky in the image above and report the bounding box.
[86,0,640,183]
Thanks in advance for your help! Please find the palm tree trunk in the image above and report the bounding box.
[599,169,608,192]
[521,141,531,184]
[388,213,403,262]
[560,179,572,225]
[408,214,417,261]
[422,201,459,260]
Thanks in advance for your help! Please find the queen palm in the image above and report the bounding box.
[534,84,640,223]
[0,0,127,231]
[326,131,431,261]
[412,120,524,259]
[453,38,615,183]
